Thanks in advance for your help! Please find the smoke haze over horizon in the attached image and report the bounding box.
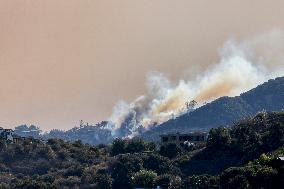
[108,30,284,137]
[1,1,284,131]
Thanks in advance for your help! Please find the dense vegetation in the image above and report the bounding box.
[1,111,284,188]
[142,76,284,141]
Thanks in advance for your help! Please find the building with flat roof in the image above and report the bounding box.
[160,132,207,146]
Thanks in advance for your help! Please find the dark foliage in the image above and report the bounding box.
[1,111,284,188]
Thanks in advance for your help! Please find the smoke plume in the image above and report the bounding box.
[108,30,284,138]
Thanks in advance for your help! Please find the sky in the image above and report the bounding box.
[1,0,284,130]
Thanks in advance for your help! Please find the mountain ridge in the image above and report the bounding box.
[14,77,284,144]
[141,76,284,140]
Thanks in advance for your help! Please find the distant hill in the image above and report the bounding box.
[141,76,284,141]
[14,121,113,145]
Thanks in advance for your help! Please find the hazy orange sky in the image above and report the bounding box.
[1,0,284,130]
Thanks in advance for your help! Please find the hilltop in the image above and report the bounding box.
[141,76,284,141]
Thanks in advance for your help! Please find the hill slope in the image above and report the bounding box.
[142,76,284,140]
[1,111,284,188]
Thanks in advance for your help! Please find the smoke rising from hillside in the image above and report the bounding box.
[108,30,284,137]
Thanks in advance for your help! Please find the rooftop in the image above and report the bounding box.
[160,132,207,137]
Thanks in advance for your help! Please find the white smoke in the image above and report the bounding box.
[108,30,284,138]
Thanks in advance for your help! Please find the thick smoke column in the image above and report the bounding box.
[108,30,284,138]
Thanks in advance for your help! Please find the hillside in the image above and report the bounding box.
[142,76,284,140]
[0,111,284,188]
[13,77,284,144]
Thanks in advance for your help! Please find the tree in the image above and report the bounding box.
[225,175,250,189]
[131,170,157,188]
[146,141,156,151]
[185,100,198,112]
[186,175,219,189]
[156,174,182,189]
[110,138,126,156]
[94,173,113,189]
[263,122,284,150]
[111,154,143,189]
[125,138,146,153]
[159,143,181,159]
[207,127,231,148]
[143,154,174,175]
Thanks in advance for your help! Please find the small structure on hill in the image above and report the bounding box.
[0,127,20,143]
[160,132,207,146]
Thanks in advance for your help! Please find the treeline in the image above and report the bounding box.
[0,112,284,188]
[14,121,113,145]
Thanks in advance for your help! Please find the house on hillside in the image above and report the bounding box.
[160,132,207,146]
[0,127,20,143]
